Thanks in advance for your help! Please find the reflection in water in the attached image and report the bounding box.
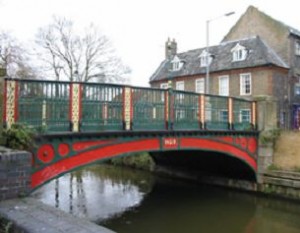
[33,164,300,233]
[32,164,154,222]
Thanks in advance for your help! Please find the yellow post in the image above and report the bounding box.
[70,83,82,132]
[123,87,132,130]
[4,79,18,129]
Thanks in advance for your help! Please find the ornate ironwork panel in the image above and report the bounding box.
[4,80,17,128]
[70,83,81,132]
[123,87,132,130]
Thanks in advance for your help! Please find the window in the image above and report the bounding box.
[295,84,300,96]
[219,75,229,96]
[160,83,168,89]
[195,79,205,93]
[171,55,182,71]
[240,109,250,123]
[295,77,300,96]
[176,81,184,90]
[240,73,251,95]
[231,43,247,61]
[176,81,184,103]
[199,50,212,67]
[296,41,300,56]
[160,83,168,101]
[219,110,228,122]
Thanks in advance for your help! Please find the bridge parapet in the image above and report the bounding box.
[2,78,257,133]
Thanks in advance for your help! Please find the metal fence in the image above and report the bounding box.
[3,78,256,133]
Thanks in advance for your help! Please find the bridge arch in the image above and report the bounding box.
[32,132,258,190]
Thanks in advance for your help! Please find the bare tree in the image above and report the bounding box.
[0,31,36,79]
[36,16,130,83]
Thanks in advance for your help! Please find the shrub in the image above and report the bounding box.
[2,124,35,150]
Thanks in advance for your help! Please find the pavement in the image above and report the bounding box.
[0,198,116,233]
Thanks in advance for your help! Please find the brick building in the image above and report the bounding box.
[149,6,300,129]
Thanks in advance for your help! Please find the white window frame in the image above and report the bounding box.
[171,55,182,71]
[239,109,251,123]
[295,78,300,96]
[199,50,212,67]
[160,83,168,101]
[218,75,229,96]
[219,109,228,122]
[160,83,168,89]
[176,81,184,103]
[296,41,300,56]
[231,43,247,62]
[176,81,184,91]
[195,79,205,94]
[240,73,252,96]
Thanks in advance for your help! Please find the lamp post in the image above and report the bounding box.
[205,11,235,94]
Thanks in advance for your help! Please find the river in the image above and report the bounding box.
[32,164,300,233]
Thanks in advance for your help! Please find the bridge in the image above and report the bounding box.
[2,78,259,190]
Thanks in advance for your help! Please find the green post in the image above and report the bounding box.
[0,68,6,144]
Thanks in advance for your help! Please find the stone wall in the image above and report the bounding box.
[0,147,31,201]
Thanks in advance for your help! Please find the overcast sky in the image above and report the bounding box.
[0,0,299,86]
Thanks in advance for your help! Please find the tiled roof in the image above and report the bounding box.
[149,36,289,83]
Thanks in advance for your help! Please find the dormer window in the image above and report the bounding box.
[231,43,247,61]
[199,50,212,67]
[171,55,183,71]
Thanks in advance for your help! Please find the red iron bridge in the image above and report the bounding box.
[3,78,259,189]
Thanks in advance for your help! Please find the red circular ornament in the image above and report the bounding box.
[37,144,55,163]
[58,143,70,157]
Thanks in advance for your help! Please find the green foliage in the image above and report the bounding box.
[110,152,155,171]
[267,164,280,171]
[0,217,13,233]
[259,129,281,145]
[2,124,35,150]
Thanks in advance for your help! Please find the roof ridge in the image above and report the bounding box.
[177,37,259,56]
[258,38,289,68]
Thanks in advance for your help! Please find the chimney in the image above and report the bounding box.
[165,38,177,59]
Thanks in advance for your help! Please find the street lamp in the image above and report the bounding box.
[205,11,235,94]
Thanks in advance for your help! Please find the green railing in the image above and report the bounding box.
[205,95,229,130]
[132,87,165,130]
[172,90,199,130]
[18,80,70,132]
[233,98,252,130]
[81,84,123,131]
[4,78,256,133]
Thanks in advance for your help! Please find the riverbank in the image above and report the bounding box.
[109,149,300,201]
[154,164,300,201]
[0,198,116,233]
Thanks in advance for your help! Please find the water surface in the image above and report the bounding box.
[32,164,300,233]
